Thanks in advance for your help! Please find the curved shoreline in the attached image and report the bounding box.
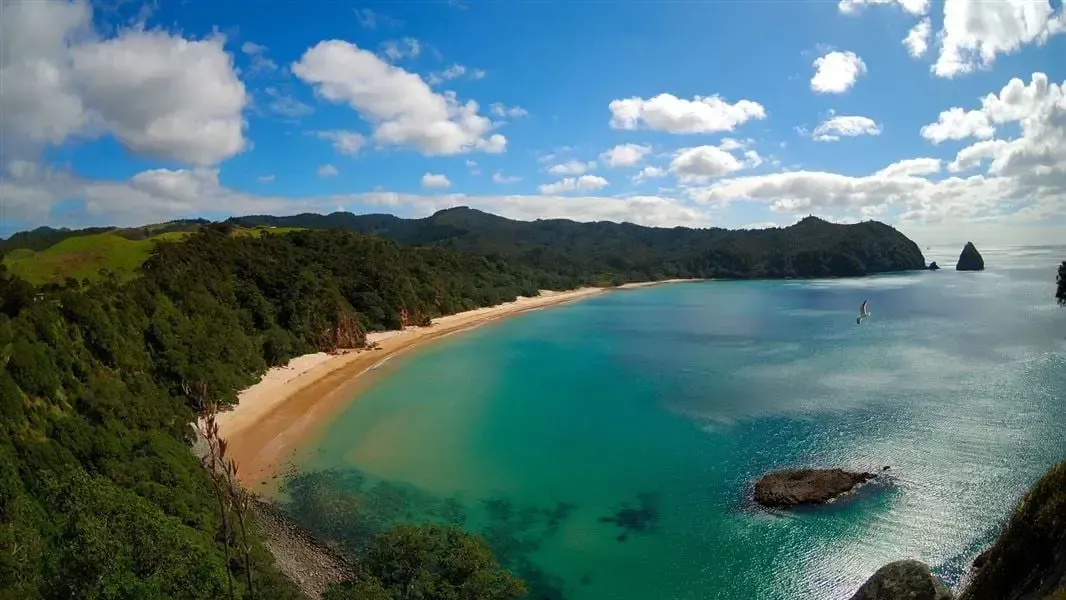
[218,280,696,488]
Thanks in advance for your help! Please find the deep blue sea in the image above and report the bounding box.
[279,245,1066,600]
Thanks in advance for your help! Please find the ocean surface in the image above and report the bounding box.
[277,245,1066,600]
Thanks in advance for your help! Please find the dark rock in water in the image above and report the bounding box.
[956,242,985,271]
[929,261,940,271]
[849,560,953,600]
[753,468,878,508]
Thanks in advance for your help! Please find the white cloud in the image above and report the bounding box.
[934,0,1065,78]
[427,64,471,85]
[875,158,942,178]
[838,0,929,16]
[903,18,932,58]
[812,115,883,141]
[421,173,452,189]
[465,159,481,175]
[380,38,421,61]
[538,175,609,194]
[492,172,521,184]
[257,174,276,183]
[679,72,1066,231]
[355,8,378,28]
[669,146,745,183]
[241,41,277,73]
[318,164,339,177]
[316,130,366,155]
[264,87,313,118]
[0,0,249,166]
[292,40,506,156]
[489,103,529,118]
[0,164,709,230]
[810,51,867,94]
[609,93,767,134]
[718,138,753,152]
[600,144,652,168]
[633,166,667,183]
[547,160,596,176]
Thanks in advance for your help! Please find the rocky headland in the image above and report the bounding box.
[956,242,985,271]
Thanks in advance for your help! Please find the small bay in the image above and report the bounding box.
[278,245,1066,600]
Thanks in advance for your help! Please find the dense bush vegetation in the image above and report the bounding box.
[322,525,526,600]
[0,225,547,598]
[227,207,928,282]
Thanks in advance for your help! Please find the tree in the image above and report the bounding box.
[323,524,526,600]
[1057,261,1065,306]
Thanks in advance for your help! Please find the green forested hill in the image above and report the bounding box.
[2,209,928,287]
[226,207,929,282]
[0,224,552,599]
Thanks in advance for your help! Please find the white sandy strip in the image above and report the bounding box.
[212,280,698,442]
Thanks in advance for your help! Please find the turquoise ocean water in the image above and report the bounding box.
[279,246,1066,600]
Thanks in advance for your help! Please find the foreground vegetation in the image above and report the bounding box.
[1057,261,1065,305]
[0,225,550,599]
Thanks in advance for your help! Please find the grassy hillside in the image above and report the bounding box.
[1,226,304,285]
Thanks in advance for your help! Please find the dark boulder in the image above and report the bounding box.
[849,560,953,600]
[753,468,879,508]
[929,261,940,271]
[956,242,985,271]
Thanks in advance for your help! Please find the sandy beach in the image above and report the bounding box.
[217,280,695,487]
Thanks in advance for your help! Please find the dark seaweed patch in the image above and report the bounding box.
[599,491,660,542]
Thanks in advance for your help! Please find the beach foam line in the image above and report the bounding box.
[213,280,701,487]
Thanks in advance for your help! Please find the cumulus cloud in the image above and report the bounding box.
[680,72,1066,229]
[318,164,339,177]
[0,164,707,230]
[812,115,883,141]
[609,94,767,134]
[633,166,668,183]
[547,160,596,176]
[903,18,932,57]
[669,146,745,183]
[600,144,652,168]
[934,0,1065,78]
[316,130,367,155]
[241,41,278,74]
[0,0,249,166]
[810,51,867,94]
[538,175,609,194]
[421,173,452,189]
[292,40,506,156]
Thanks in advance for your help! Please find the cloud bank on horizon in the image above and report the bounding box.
[0,0,1064,246]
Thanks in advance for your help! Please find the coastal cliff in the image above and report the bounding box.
[851,459,1066,600]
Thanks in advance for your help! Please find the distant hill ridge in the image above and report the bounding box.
[2,207,927,285]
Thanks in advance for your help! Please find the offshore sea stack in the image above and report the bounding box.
[849,560,953,600]
[753,468,882,508]
[955,242,985,271]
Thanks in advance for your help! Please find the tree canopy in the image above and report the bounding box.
[0,226,540,598]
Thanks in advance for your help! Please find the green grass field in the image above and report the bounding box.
[1,225,305,285]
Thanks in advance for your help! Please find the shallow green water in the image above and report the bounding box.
[279,246,1066,600]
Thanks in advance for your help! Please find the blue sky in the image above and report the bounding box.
[2,0,1065,246]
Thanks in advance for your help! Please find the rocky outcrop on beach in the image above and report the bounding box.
[849,560,953,600]
[956,242,985,271]
[929,261,940,271]
[753,468,883,508]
